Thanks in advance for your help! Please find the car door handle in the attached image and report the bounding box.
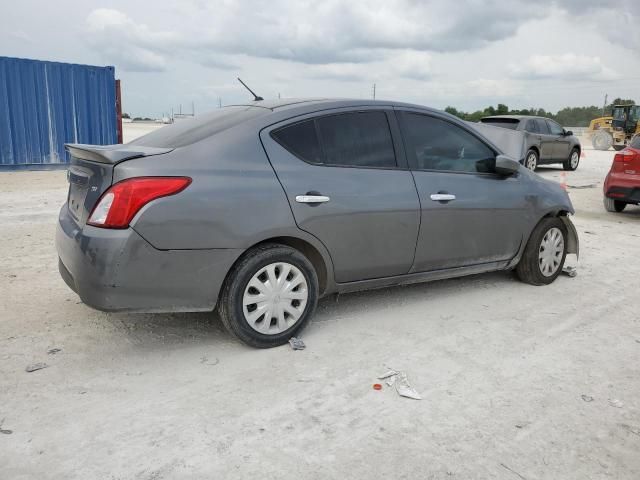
[295,195,330,204]
[430,193,456,202]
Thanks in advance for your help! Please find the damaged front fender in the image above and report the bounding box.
[560,215,579,260]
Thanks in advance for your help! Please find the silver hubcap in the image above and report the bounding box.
[538,227,564,277]
[243,262,308,335]
[526,153,537,170]
[570,151,579,168]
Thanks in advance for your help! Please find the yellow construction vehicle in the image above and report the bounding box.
[586,104,640,151]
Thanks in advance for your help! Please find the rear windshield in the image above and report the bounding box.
[130,106,267,148]
[479,118,520,130]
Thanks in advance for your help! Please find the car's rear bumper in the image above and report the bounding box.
[56,204,243,312]
[604,172,640,204]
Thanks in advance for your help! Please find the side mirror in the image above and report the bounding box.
[563,129,573,136]
[494,154,520,176]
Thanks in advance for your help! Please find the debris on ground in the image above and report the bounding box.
[288,337,306,350]
[581,394,594,402]
[47,348,61,355]
[567,183,597,189]
[584,231,596,235]
[0,418,12,435]
[372,383,382,390]
[609,398,624,409]
[378,368,422,400]
[25,363,48,373]
[562,266,578,278]
[199,356,219,366]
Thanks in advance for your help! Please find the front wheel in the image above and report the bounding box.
[603,197,626,212]
[516,217,567,286]
[592,131,612,150]
[217,244,319,348]
[563,148,580,171]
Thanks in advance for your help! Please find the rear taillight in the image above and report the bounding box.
[88,177,191,228]
[614,150,636,163]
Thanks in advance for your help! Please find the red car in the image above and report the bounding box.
[603,135,640,212]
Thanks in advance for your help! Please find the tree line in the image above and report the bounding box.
[444,98,636,127]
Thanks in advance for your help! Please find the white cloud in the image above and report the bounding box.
[85,9,179,72]
[508,54,619,81]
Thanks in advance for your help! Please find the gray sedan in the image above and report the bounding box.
[480,115,582,171]
[56,99,579,348]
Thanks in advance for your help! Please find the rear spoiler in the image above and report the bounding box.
[65,144,173,165]
[465,122,526,163]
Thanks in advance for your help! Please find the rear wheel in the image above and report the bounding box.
[217,244,319,348]
[592,131,612,150]
[516,217,567,286]
[603,197,627,212]
[613,145,626,151]
[563,148,580,171]
[525,149,538,171]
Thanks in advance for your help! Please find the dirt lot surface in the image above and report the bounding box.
[1,146,639,479]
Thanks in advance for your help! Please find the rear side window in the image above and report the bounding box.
[132,106,267,148]
[400,113,495,173]
[479,118,520,130]
[525,120,539,133]
[535,119,550,134]
[272,111,397,168]
[271,120,323,164]
[631,135,640,149]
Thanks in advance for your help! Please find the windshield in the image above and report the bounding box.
[629,106,640,122]
[612,107,626,120]
[479,118,520,130]
[130,106,268,148]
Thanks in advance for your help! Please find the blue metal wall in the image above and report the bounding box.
[0,57,117,168]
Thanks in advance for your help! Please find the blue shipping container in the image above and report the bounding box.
[0,56,117,168]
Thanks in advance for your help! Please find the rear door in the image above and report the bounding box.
[261,108,420,283]
[534,118,555,162]
[546,119,570,160]
[397,110,527,272]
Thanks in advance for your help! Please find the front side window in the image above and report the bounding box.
[546,120,564,135]
[399,113,495,173]
[271,111,397,168]
[535,119,550,134]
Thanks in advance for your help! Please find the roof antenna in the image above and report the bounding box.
[237,77,263,101]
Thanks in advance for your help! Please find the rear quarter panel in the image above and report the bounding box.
[114,124,300,250]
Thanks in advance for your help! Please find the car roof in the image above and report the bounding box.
[481,115,549,121]
[226,97,439,112]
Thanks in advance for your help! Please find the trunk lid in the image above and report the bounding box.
[64,143,173,225]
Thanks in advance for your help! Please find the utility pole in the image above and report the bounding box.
[217,97,222,108]
[372,83,376,100]
[192,101,195,116]
[603,93,608,116]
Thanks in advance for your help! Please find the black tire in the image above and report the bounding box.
[613,145,626,151]
[217,243,319,348]
[563,148,580,171]
[603,197,626,213]
[516,217,568,286]
[592,131,612,151]
[524,149,538,171]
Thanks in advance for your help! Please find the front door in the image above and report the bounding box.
[396,110,528,272]
[547,119,570,160]
[261,109,420,283]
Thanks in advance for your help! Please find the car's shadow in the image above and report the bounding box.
[105,270,517,350]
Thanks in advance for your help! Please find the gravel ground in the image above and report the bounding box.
[1,145,639,479]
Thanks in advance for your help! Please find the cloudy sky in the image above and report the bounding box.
[1,0,639,117]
